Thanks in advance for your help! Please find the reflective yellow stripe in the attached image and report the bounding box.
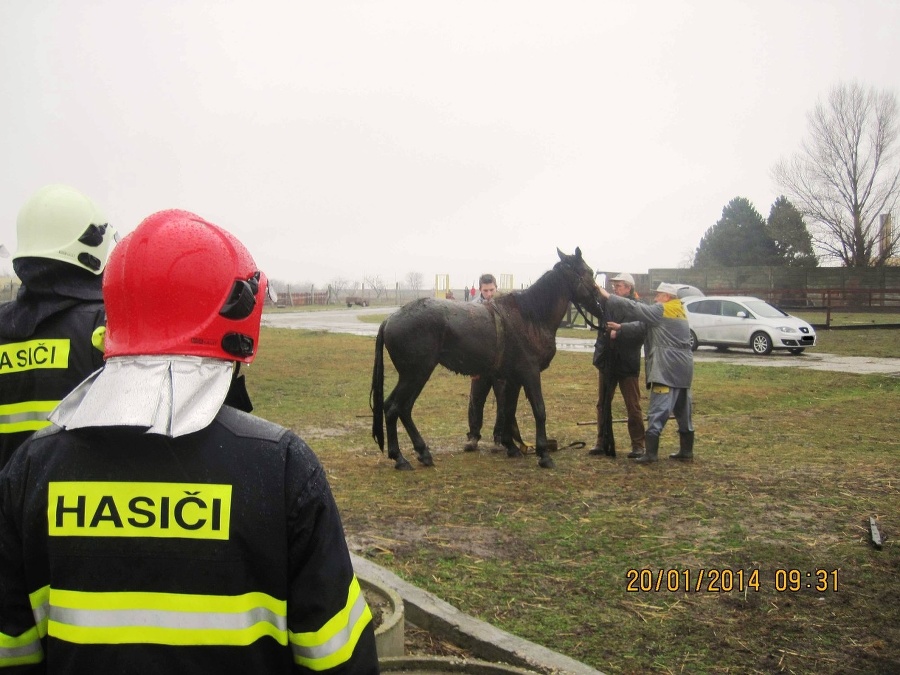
[16,579,369,666]
[30,585,50,638]
[0,586,49,666]
[91,326,106,353]
[48,589,288,646]
[290,576,373,671]
[0,625,44,667]
[0,339,70,373]
[0,400,57,434]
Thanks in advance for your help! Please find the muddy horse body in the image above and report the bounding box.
[371,248,604,469]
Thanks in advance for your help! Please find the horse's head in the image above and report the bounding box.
[555,247,606,321]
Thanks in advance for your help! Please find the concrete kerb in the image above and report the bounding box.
[352,554,606,675]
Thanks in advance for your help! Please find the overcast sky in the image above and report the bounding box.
[2,1,898,290]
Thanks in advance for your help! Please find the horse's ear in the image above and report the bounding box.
[575,246,582,259]
[557,247,566,262]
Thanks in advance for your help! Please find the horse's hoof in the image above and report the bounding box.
[417,454,434,467]
[506,447,524,458]
[538,455,555,469]
[394,460,413,471]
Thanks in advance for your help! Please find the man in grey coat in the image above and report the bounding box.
[598,282,694,463]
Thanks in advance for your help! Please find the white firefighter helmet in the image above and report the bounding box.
[14,184,116,274]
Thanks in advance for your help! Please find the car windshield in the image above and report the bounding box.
[744,300,789,318]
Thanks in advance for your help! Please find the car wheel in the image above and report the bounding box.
[751,331,773,355]
[788,347,805,355]
[689,330,699,351]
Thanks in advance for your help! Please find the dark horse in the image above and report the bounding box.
[371,247,605,470]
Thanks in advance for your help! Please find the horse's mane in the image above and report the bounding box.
[496,264,567,320]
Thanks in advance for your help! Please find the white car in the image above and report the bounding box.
[682,295,817,355]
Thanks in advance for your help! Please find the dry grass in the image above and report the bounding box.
[250,327,900,675]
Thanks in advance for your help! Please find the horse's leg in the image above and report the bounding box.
[399,412,433,466]
[465,375,493,450]
[499,381,524,458]
[391,368,437,468]
[521,374,553,469]
[384,388,413,471]
[492,379,523,450]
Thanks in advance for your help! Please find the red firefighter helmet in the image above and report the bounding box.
[103,209,267,363]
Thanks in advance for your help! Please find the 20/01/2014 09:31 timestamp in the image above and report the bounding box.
[625,568,840,593]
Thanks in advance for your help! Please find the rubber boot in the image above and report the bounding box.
[634,435,658,464]
[669,431,694,460]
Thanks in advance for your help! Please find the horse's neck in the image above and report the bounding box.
[515,270,571,332]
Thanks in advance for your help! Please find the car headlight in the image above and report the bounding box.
[777,326,799,334]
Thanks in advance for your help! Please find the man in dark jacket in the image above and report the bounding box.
[599,281,695,464]
[0,210,379,674]
[464,273,504,451]
[589,273,646,458]
[0,185,115,469]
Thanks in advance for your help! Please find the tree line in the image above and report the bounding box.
[694,82,899,269]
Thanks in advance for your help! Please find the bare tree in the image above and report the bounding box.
[294,280,317,292]
[328,276,351,304]
[266,278,289,306]
[268,278,289,295]
[772,82,900,267]
[0,244,12,279]
[405,271,424,297]
[363,274,387,300]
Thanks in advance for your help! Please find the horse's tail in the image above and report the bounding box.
[370,321,386,451]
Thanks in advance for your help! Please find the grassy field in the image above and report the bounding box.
[249,326,899,674]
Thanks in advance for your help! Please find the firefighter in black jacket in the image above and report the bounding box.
[0,209,379,674]
[0,185,115,469]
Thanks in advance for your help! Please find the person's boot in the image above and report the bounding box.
[464,434,480,452]
[669,431,694,460]
[627,447,644,459]
[634,435,658,464]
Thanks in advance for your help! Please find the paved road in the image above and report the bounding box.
[262,306,900,376]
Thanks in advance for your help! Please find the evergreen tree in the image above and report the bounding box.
[766,196,817,267]
[694,197,778,267]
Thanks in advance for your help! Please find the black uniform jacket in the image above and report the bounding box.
[0,406,379,674]
[0,297,105,469]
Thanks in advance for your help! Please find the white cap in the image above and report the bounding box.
[655,282,680,297]
[610,272,635,286]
